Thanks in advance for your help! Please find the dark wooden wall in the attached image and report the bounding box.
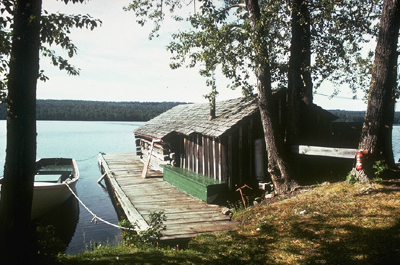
[176,113,265,190]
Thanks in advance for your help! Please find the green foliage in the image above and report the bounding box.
[204,74,219,109]
[372,160,386,180]
[139,211,167,244]
[346,172,357,184]
[35,225,66,265]
[0,1,13,100]
[125,0,382,102]
[310,1,381,94]
[346,160,387,184]
[40,11,101,78]
[0,0,101,101]
[123,0,182,40]
[119,211,167,248]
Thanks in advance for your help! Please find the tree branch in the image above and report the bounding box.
[221,3,246,13]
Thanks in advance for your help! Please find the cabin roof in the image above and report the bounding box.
[308,104,338,121]
[134,97,259,139]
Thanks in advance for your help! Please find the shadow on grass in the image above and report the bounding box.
[288,218,400,265]
[63,181,400,265]
[62,219,400,265]
[62,248,205,265]
[63,229,279,265]
[187,230,278,265]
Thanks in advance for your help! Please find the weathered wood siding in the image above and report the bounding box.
[136,137,172,171]
[176,113,265,190]
[181,134,223,182]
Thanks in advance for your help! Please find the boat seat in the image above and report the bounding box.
[34,174,62,183]
[35,171,73,183]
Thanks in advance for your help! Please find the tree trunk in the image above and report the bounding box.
[287,0,312,145]
[355,0,400,182]
[245,0,292,194]
[0,0,42,264]
[258,70,292,194]
[286,0,311,181]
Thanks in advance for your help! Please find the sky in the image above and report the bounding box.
[38,0,397,111]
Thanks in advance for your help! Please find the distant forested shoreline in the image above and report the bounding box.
[0,100,186,121]
[0,100,398,123]
[329,110,400,124]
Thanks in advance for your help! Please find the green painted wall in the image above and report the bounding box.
[162,165,227,204]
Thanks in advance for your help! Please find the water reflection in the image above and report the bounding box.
[33,195,80,251]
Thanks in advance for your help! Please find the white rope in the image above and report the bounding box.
[76,153,99,162]
[64,182,135,231]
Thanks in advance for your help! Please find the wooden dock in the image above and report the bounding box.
[98,152,235,241]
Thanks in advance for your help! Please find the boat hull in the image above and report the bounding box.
[0,158,79,219]
[31,177,78,219]
[0,158,80,219]
[33,158,79,219]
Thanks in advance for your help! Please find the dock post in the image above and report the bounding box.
[97,172,107,184]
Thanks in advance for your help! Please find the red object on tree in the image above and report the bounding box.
[356,150,364,170]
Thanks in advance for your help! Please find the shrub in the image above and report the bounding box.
[119,211,167,248]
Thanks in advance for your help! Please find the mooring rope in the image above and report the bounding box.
[75,153,99,162]
[64,182,135,231]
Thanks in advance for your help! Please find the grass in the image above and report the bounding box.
[58,180,400,265]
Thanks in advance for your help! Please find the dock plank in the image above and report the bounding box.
[98,152,235,241]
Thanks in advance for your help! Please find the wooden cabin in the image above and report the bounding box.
[134,97,263,193]
[134,95,337,203]
[299,103,339,146]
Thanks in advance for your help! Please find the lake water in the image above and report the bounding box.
[0,120,144,254]
[0,121,399,254]
[394,126,400,162]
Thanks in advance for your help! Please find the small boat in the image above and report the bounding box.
[32,158,79,219]
[0,158,79,219]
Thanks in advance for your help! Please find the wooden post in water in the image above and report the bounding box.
[97,172,107,184]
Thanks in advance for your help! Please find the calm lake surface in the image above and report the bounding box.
[0,120,144,254]
[0,121,399,254]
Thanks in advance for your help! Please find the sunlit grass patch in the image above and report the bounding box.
[233,181,400,264]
